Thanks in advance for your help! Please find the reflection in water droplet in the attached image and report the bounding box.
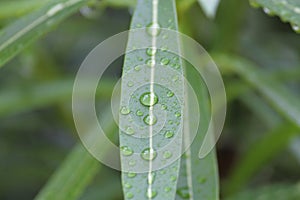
[160,57,170,65]
[144,114,157,125]
[177,187,190,199]
[140,92,158,106]
[121,146,133,156]
[164,131,174,139]
[141,148,157,161]
[120,106,130,115]
[146,22,161,36]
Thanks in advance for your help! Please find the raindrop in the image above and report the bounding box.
[141,148,157,161]
[146,22,161,36]
[177,187,190,199]
[140,92,158,106]
[121,146,133,156]
[120,106,130,115]
[161,104,167,110]
[164,131,174,139]
[146,59,156,67]
[127,172,137,178]
[126,192,134,199]
[136,110,144,116]
[144,114,157,125]
[146,189,157,198]
[124,182,132,189]
[163,151,172,159]
[160,57,170,65]
[134,65,142,71]
[127,81,134,87]
[167,91,174,97]
[175,112,181,118]
[146,47,157,56]
[125,126,135,135]
[170,175,177,182]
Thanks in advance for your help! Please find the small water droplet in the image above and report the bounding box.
[136,110,144,116]
[146,189,157,198]
[144,114,157,125]
[172,75,179,82]
[140,92,158,106]
[164,131,174,139]
[136,23,142,28]
[170,175,177,182]
[161,104,167,110]
[167,91,174,97]
[128,160,136,166]
[120,106,130,115]
[197,177,207,184]
[121,146,134,156]
[127,172,137,178]
[163,151,172,159]
[148,172,156,185]
[141,148,157,161]
[125,126,135,135]
[175,112,181,118]
[146,22,161,36]
[160,57,170,65]
[146,59,156,67]
[168,120,174,125]
[127,81,134,87]
[177,187,190,199]
[134,65,142,71]
[137,56,143,61]
[164,187,171,192]
[146,47,157,56]
[124,182,132,189]
[126,192,134,199]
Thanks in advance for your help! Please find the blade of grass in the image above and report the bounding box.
[119,0,184,199]
[0,0,89,68]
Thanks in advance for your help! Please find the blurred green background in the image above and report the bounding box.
[0,0,300,199]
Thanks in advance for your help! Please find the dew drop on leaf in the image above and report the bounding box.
[121,146,134,156]
[143,114,157,125]
[160,57,170,65]
[140,92,158,106]
[141,148,157,161]
[176,187,190,199]
[164,131,174,139]
[146,47,157,56]
[163,151,172,159]
[146,22,161,36]
[146,189,157,198]
[120,106,130,115]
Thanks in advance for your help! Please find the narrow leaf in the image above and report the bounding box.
[0,0,89,68]
[119,0,184,199]
[249,0,300,33]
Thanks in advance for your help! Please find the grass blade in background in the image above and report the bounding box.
[0,0,89,68]
[119,0,184,199]
[249,0,300,33]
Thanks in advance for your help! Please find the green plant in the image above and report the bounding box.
[0,0,299,200]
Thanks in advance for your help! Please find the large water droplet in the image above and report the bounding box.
[177,187,190,199]
[164,131,174,139]
[140,92,158,106]
[146,189,157,198]
[120,106,130,115]
[121,146,133,156]
[146,47,157,56]
[141,148,157,161]
[146,22,161,36]
[160,57,170,65]
[144,115,157,125]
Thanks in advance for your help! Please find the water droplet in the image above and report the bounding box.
[137,56,143,61]
[146,189,157,198]
[136,110,144,116]
[168,120,174,125]
[263,7,271,15]
[160,57,170,65]
[146,59,156,67]
[175,112,181,118]
[148,172,156,185]
[164,187,171,192]
[127,172,137,178]
[125,126,135,135]
[161,104,167,110]
[164,131,174,139]
[146,22,161,36]
[128,160,136,166]
[127,81,134,87]
[144,114,157,125]
[146,47,157,56]
[126,192,134,199]
[177,187,190,199]
[124,182,132,189]
[136,23,142,28]
[292,24,300,32]
[163,151,172,159]
[134,65,142,71]
[120,106,130,115]
[197,177,207,184]
[141,148,157,161]
[171,175,177,182]
[140,92,158,106]
[121,146,133,156]
[167,91,174,97]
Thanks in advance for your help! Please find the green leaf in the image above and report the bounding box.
[197,0,220,18]
[119,0,184,199]
[176,63,219,199]
[249,0,300,33]
[0,0,89,68]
